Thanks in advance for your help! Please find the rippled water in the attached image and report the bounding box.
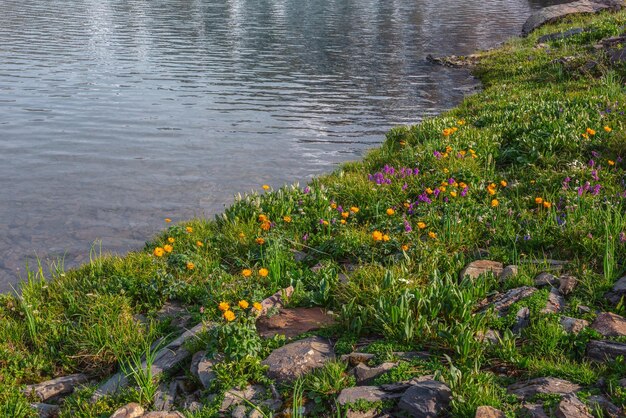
[0,0,565,291]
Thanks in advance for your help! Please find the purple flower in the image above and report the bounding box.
[524,234,531,241]
[433,188,441,197]
[591,151,600,158]
[588,159,595,168]
[433,151,442,159]
[303,186,310,194]
[404,219,412,233]
[302,233,309,242]
[620,232,626,243]
[591,170,599,181]
[402,183,408,191]
[591,184,601,196]
[448,178,455,185]
[461,187,468,197]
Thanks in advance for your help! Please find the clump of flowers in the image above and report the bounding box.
[368,165,419,185]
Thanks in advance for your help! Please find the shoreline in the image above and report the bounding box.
[2,5,626,418]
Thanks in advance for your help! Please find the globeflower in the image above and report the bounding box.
[401,244,409,251]
[491,199,499,207]
[163,244,173,253]
[604,126,612,133]
[165,218,172,223]
[535,197,543,205]
[608,160,615,166]
[350,206,359,213]
[417,222,426,229]
[253,302,263,311]
[262,184,270,190]
[341,212,349,219]
[372,230,383,241]
[218,302,230,312]
[258,214,268,222]
[428,231,437,239]
[153,247,164,257]
[167,237,175,243]
[186,226,193,233]
[223,310,235,321]
[186,262,195,270]
[238,300,249,309]
[382,234,390,242]
[283,215,292,223]
[586,128,596,136]
[500,180,507,187]
[196,241,204,247]
[242,269,252,277]
[386,208,395,216]
[261,221,271,231]
[256,237,265,245]
[543,201,552,209]
[259,268,269,277]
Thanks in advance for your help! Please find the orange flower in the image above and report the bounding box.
[253,302,263,311]
[259,268,269,277]
[428,231,437,239]
[167,237,175,243]
[153,247,164,257]
[164,218,172,223]
[163,244,173,253]
[242,269,252,277]
[223,310,235,321]
[196,241,204,247]
[186,262,195,270]
[608,160,615,166]
[283,215,292,223]
[401,244,409,251]
[262,184,270,190]
[586,128,596,136]
[417,222,426,229]
[186,226,193,233]
[350,206,359,213]
[443,128,453,136]
[341,212,349,219]
[535,197,543,205]
[258,214,268,222]
[261,221,271,231]
[500,180,507,187]
[543,201,552,209]
[604,126,612,133]
[255,237,265,245]
[372,230,383,241]
[238,232,246,239]
[581,133,589,139]
[491,199,499,207]
[386,208,395,216]
[238,300,249,309]
[425,188,433,195]
[382,234,390,242]
[340,219,346,225]
[450,191,457,198]
[218,302,230,312]
[457,119,465,125]
[330,202,337,209]
[459,182,467,189]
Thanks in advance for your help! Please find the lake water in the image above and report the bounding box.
[0,0,564,291]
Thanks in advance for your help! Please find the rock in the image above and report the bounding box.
[190,352,218,389]
[182,391,203,413]
[558,275,578,295]
[259,286,294,315]
[498,265,519,282]
[477,286,537,315]
[535,272,558,287]
[262,336,334,382]
[587,395,622,417]
[221,385,267,412]
[231,405,247,418]
[605,275,626,304]
[555,394,593,418]
[608,47,626,64]
[397,380,452,418]
[460,260,503,281]
[541,287,565,314]
[521,403,549,418]
[156,301,190,329]
[591,312,626,337]
[426,53,482,68]
[578,305,591,314]
[142,413,185,418]
[345,410,380,418]
[476,329,500,345]
[24,374,89,402]
[291,249,307,262]
[619,378,626,387]
[507,377,581,399]
[587,340,626,362]
[110,403,145,418]
[512,307,530,334]
[560,316,589,334]
[354,362,396,385]
[340,352,376,366]
[30,403,60,418]
[522,0,624,36]
[475,405,505,418]
[537,28,586,43]
[256,307,335,338]
[337,386,402,405]
[153,381,177,411]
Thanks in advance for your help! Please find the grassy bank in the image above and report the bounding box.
[2,10,626,417]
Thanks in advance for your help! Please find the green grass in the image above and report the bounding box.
[1,9,626,418]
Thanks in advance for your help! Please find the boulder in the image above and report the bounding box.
[337,386,402,405]
[534,272,558,287]
[560,316,589,334]
[555,394,593,418]
[587,340,626,362]
[354,362,396,385]
[541,287,565,314]
[591,312,626,336]
[477,286,537,315]
[522,0,624,36]
[499,265,519,282]
[397,380,452,418]
[262,336,334,382]
[460,260,503,281]
[30,403,60,418]
[507,377,581,399]
[521,403,549,418]
[256,307,335,338]
[24,374,89,402]
[475,405,506,418]
[110,403,144,418]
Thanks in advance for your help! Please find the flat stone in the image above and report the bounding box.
[260,286,294,315]
[591,312,626,336]
[30,403,60,418]
[262,336,334,382]
[522,0,624,36]
[397,380,452,418]
[24,373,89,402]
[142,413,185,418]
[256,307,335,338]
[605,275,626,304]
[512,307,530,334]
[587,340,626,362]
[220,385,267,412]
[535,272,558,287]
[477,286,537,315]
[340,352,376,366]
[475,405,506,418]
[587,395,622,417]
[460,260,503,281]
[537,28,586,43]
[499,265,519,282]
[507,377,581,399]
[558,275,578,295]
[190,351,218,389]
[110,403,145,418]
[354,362,396,385]
[345,410,380,418]
[555,394,593,418]
[231,405,247,418]
[337,386,402,405]
[560,316,589,334]
[541,287,565,314]
[156,301,190,329]
[153,381,177,411]
[521,403,549,418]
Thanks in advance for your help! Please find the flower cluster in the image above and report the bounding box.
[368,165,419,185]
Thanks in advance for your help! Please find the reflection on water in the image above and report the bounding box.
[0,0,557,290]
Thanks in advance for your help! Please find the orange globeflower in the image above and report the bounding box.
[253,302,263,311]
[372,230,383,241]
[218,302,230,312]
[261,221,271,231]
[604,126,612,133]
[491,199,499,207]
[401,244,409,251]
[425,188,433,195]
[500,180,507,187]
[535,197,543,205]
[256,237,265,245]
[196,241,204,247]
[153,247,164,257]
[341,212,349,219]
[330,202,337,209]
[186,262,195,270]
[543,201,552,209]
[283,215,292,223]
[340,219,347,225]
[350,206,359,213]
[163,244,173,253]
[238,300,249,309]
[608,160,615,166]
[259,268,269,277]
[223,310,235,321]
[586,128,596,136]
[258,214,268,222]
[262,184,270,190]
[386,208,395,216]
[242,269,252,277]
[164,218,172,223]
[186,226,193,233]
[428,231,437,239]
[450,191,457,198]
[382,234,390,242]
[417,222,427,229]
[167,237,175,244]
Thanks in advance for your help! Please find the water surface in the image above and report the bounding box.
[0,0,564,291]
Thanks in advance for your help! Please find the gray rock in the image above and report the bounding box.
[591,312,626,336]
[397,380,452,418]
[262,336,334,382]
[340,352,376,366]
[605,275,626,304]
[587,394,622,417]
[499,265,519,282]
[191,352,218,389]
[558,275,578,295]
[291,249,307,262]
[578,305,591,314]
[542,287,565,314]
[354,362,396,385]
[522,0,624,36]
[555,394,593,418]
[512,307,530,334]
[23,373,89,402]
[475,405,506,418]
[153,381,177,411]
[476,329,500,345]
[507,377,581,399]
[560,316,589,334]
[345,410,380,418]
[477,286,537,315]
[535,272,558,287]
[337,386,402,405]
[521,403,549,418]
[460,260,503,281]
[221,385,267,412]
[110,403,145,418]
[619,378,626,387]
[537,28,586,43]
[587,340,626,362]
[259,286,294,315]
[142,413,186,418]
[30,403,60,418]
[231,405,247,418]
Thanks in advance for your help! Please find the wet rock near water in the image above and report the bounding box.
[507,377,581,399]
[262,336,334,382]
[426,53,483,68]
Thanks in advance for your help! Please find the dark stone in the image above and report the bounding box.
[604,275,626,304]
[555,394,593,418]
[354,362,396,385]
[587,340,626,362]
[256,307,335,338]
[262,336,334,382]
[397,380,452,418]
[477,286,537,315]
[521,403,549,418]
[512,307,530,334]
[587,395,623,417]
[590,312,626,337]
[507,377,581,399]
[537,28,586,43]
